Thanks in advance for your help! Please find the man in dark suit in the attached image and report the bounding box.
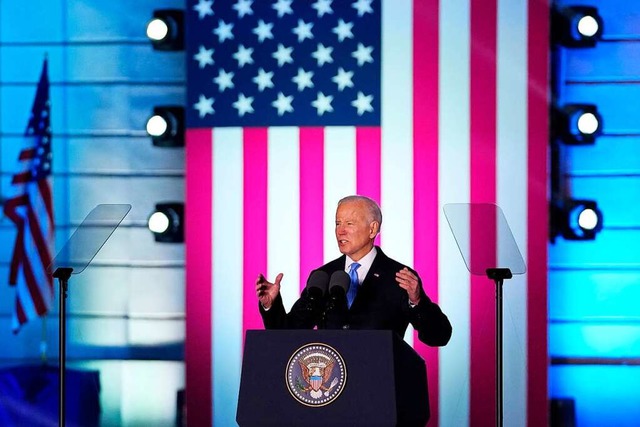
[256,195,452,347]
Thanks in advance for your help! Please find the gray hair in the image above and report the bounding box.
[337,195,382,227]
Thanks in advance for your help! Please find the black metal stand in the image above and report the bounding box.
[53,267,73,427]
[486,267,512,427]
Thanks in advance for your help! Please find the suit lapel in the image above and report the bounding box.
[362,247,386,288]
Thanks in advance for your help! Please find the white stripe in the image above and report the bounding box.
[31,181,54,231]
[24,228,52,305]
[439,0,471,425]
[27,188,53,296]
[16,200,39,321]
[212,127,243,426]
[324,126,356,263]
[15,272,37,319]
[497,0,528,425]
[381,0,414,345]
[268,127,300,311]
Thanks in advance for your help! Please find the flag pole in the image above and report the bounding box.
[40,316,48,363]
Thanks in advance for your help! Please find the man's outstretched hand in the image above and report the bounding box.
[255,273,283,310]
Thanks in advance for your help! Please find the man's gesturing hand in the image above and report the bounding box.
[395,267,421,305]
[255,273,283,310]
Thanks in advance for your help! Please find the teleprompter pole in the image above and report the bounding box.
[53,267,73,427]
[486,268,512,427]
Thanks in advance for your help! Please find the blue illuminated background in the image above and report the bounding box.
[1,0,639,426]
[0,1,185,425]
[550,1,640,426]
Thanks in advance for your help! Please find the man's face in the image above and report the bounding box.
[335,201,378,261]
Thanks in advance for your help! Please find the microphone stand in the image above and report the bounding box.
[303,287,325,329]
[324,289,348,330]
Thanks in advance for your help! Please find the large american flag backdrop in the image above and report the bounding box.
[185,0,549,426]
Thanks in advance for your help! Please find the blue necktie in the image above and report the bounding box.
[347,262,361,308]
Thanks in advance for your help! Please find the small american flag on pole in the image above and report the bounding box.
[3,59,55,333]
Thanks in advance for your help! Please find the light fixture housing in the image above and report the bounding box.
[552,6,604,48]
[148,202,184,243]
[146,9,184,51]
[551,199,603,241]
[146,106,185,147]
[553,104,602,145]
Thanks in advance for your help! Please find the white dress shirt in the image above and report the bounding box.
[344,246,377,285]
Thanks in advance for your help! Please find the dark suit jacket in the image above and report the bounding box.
[260,247,452,347]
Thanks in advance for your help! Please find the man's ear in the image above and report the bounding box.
[369,221,380,238]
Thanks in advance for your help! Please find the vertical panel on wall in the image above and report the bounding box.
[550,1,640,426]
[0,0,187,426]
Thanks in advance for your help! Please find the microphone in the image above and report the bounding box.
[304,270,329,309]
[328,271,350,298]
[324,271,350,329]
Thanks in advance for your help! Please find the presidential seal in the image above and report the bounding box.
[285,343,347,407]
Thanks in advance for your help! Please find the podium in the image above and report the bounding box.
[237,330,429,427]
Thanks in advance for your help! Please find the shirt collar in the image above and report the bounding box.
[345,246,377,279]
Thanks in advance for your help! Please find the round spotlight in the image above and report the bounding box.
[552,6,603,48]
[577,207,599,231]
[577,15,599,38]
[552,199,603,241]
[148,202,184,243]
[147,9,184,51]
[146,114,169,137]
[146,18,169,42]
[554,104,602,145]
[148,211,170,234]
[146,106,185,147]
[576,112,599,135]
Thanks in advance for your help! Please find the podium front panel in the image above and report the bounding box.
[236,329,428,427]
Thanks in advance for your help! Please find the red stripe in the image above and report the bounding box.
[243,128,268,331]
[37,179,54,225]
[299,128,324,291]
[413,0,441,424]
[3,195,28,285]
[527,0,549,425]
[470,0,498,425]
[19,148,36,160]
[185,128,213,427]
[19,248,47,315]
[26,203,53,278]
[12,172,31,185]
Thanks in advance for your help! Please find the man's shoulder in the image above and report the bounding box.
[374,248,414,272]
[316,256,345,273]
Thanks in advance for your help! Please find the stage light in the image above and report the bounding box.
[146,9,184,51]
[552,6,603,48]
[553,104,602,145]
[146,106,184,147]
[148,203,184,243]
[551,199,603,241]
